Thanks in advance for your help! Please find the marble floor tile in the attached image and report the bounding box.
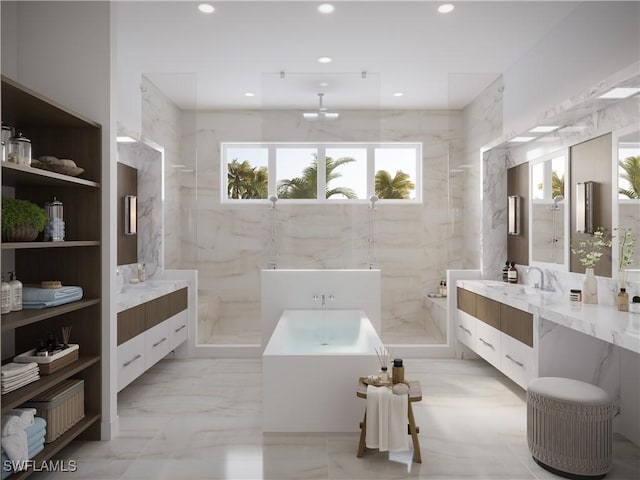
[33,358,639,480]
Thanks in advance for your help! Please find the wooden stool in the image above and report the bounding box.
[356,379,422,463]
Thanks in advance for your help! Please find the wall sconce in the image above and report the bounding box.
[124,195,137,235]
[576,181,594,234]
[508,195,521,235]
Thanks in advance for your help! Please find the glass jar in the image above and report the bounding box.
[1,124,13,162]
[7,132,31,165]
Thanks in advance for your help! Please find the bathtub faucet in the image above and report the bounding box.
[313,294,335,309]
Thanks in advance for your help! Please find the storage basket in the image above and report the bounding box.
[2,224,38,242]
[22,379,84,443]
[14,344,79,375]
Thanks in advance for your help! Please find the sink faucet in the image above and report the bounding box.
[526,266,545,291]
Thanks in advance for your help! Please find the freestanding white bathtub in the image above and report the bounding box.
[263,309,382,432]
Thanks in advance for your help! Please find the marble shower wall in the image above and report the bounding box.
[116,140,163,280]
[185,109,459,344]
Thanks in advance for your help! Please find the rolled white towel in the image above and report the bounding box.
[1,429,28,466]
[1,416,22,437]
[4,409,36,429]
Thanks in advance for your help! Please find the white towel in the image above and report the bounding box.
[4,409,36,430]
[388,393,409,452]
[1,373,40,392]
[1,368,39,384]
[1,429,28,465]
[365,385,380,448]
[1,363,38,378]
[364,385,410,453]
[1,416,22,437]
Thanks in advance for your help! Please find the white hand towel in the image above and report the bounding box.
[1,415,22,437]
[1,370,39,386]
[5,409,37,429]
[1,429,28,466]
[1,363,38,378]
[365,385,380,448]
[389,393,409,452]
[377,386,392,451]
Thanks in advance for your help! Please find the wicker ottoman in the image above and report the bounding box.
[527,377,613,479]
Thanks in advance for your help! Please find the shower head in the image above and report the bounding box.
[369,195,379,204]
[553,195,564,203]
[269,196,278,204]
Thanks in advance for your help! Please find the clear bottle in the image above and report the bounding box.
[378,366,389,383]
[7,132,31,165]
[441,280,447,298]
[630,296,640,315]
[507,262,518,284]
[1,276,11,314]
[617,288,629,312]
[9,272,22,312]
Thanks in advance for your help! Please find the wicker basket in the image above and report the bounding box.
[2,224,38,242]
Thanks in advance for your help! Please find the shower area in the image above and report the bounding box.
[144,72,460,351]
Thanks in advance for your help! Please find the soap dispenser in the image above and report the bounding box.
[138,263,147,283]
[502,261,510,282]
[1,276,11,314]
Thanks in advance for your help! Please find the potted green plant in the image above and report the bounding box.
[1,196,47,242]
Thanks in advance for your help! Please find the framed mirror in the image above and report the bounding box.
[529,149,569,269]
[612,126,640,289]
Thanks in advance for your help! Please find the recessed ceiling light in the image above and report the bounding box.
[198,3,215,14]
[244,92,255,97]
[393,92,404,97]
[319,82,329,87]
[318,3,335,14]
[598,87,640,99]
[508,136,536,143]
[317,56,333,64]
[438,4,455,14]
[529,125,561,133]
[116,136,136,143]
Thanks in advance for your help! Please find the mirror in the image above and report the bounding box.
[613,127,640,285]
[529,149,568,268]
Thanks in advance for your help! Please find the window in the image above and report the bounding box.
[222,142,421,203]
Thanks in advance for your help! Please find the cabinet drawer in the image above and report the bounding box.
[476,320,501,369]
[476,295,501,330]
[118,334,146,392]
[169,310,188,351]
[117,303,146,346]
[500,304,533,347]
[169,288,188,317]
[501,333,535,389]
[457,309,476,350]
[145,294,171,329]
[145,321,170,369]
[457,288,476,316]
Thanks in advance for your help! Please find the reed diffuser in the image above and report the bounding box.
[375,345,392,382]
[61,325,72,349]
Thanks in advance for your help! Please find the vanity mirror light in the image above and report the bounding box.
[575,181,594,234]
[612,126,640,288]
[508,195,521,235]
[529,149,569,269]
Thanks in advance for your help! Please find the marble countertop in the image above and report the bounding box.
[457,280,640,355]
[116,279,189,313]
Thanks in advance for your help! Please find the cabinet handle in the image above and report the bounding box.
[458,324,472,335]
[123,354,141,367]
[174,325,186,333]
[505,354,524,367]
[153,337,167,348]
[479,337,495,350]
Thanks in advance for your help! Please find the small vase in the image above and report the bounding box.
[582,267,598,304]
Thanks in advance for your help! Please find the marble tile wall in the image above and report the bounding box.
[184,109,460,345]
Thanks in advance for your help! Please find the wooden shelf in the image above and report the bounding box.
[1,163,100,188]
[2,240,100,250]
[6,413,101,480]
[1,356,99,412]
[1,299,100,332]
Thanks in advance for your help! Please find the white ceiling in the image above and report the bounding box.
[116,1,580,110]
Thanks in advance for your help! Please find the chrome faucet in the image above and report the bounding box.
[526,266,545,291]
[313,294,335,309]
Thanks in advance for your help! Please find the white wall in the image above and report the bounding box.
[1,1,117,440]
[502,1,640,136]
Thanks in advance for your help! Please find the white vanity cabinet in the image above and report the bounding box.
[117,287,188,391]
[456,286,536,389]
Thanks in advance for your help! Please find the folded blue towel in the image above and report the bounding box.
[24,417,46,440]
[22,286,83,303]
[22,290,83,309]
